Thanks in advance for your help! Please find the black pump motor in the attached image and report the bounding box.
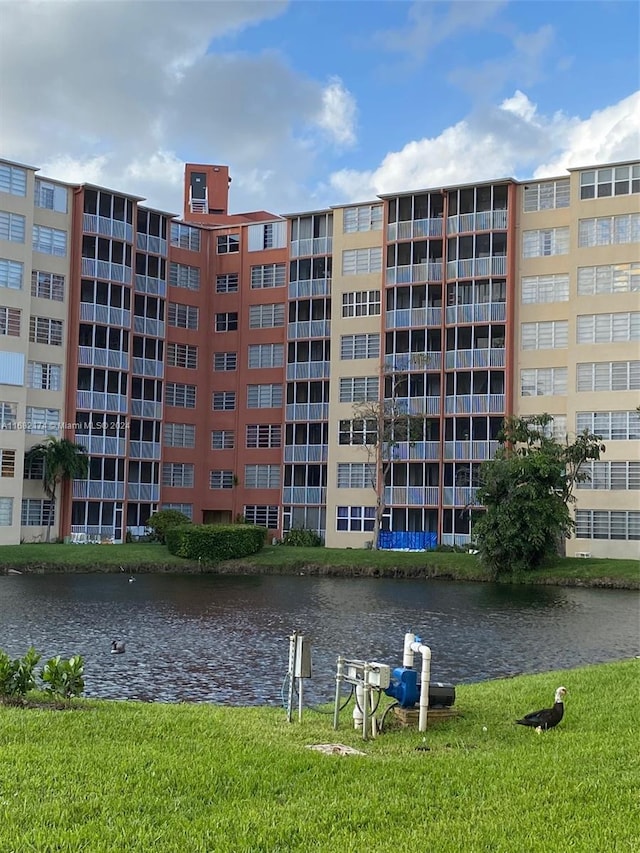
[427,682,456,708]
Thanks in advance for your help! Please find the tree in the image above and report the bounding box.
[473,414,605,575]
[24,437,89,542]
[352,355,430,549]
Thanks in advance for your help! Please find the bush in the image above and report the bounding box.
[40,655,85,699]
[0,647,41,698]
[165,524,266,562]
[281,528,323,547]
[147,509,192,543]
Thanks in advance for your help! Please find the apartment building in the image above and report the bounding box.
[0,156,637,556]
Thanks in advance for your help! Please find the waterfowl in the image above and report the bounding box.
[516,686,567,733]
[111,640,126,654]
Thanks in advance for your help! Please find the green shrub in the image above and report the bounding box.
[165,524,266,562]
[0,647,41,698]
[281,528,323,547]
[147,509,192,543]
[40,655,85,699]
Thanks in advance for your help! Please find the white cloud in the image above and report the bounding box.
[313,78,358,148]
[328,90,640,202]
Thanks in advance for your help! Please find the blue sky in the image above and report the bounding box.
[1,0,638,215]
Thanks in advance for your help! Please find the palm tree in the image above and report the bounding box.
[24,437,89,542]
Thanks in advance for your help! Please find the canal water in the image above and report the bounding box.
[0,573,637,706]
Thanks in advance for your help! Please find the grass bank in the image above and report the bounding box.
[0,659,637,852]
[1,542,638,588]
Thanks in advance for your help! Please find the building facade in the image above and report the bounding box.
[1,157,637,556]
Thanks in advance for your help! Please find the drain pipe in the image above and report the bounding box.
[403,632,432,732]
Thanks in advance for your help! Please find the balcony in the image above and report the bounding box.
[286,361,330,381]
[79,303,131,327]
[72,480,125,500]
[282,486,326,505]
[442,486,480,506]
[78,346,129,371]
[76,391,128,413]
[385,307,442,329]
[283,444,328,463]
[289,278,331,299]
[135,274,166,297]
[81,257,132,284]
[287,320,331,340]
[445,348,506,369]
[136,233,167,256]
[383,352,442,372]
[285,402,329,422]
[75,435,127,456]
[129,440,162,460]
[447,256,507,279]
[131,399,163,419]
[290,236,332,258]
[83,213,133,243]
[385,262,443,285]
[132,357,164,378]
[446,210,508,235]
[387,218,443,242]
[133,316,165,337]
[445,302,507,324]
[440,533,472,547]
[444,441,499,460]
[386,396,441,416]
[389,441,440,460]
[127,483,161,502]
[445,394,505,414]
[384,486,440,506]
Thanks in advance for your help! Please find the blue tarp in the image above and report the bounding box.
[378,531,438,551]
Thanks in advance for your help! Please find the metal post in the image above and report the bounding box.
[333,656,344,730]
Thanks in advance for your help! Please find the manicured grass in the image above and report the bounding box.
[0,660,637,852]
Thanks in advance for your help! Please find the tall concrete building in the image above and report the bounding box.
[0,156,637,557]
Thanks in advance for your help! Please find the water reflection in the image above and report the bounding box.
[0,573,637,706]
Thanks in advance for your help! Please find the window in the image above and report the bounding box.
[162,463,194,487]
[340,333,380,360]
[27,361,62,390]
[343,204,383,233]
[34,179,67,212]
[523,180,570,211]
[164,423,196,448]
[247,221,286,250]
[520,367,567,396]
[212,391,236,411]
[167,343,198,369]
[25,407,61,435]
[165,382,196,408]
[210,470,234,489]
[168,303,198,329]
[212,430,235,450]
[215,312,238,332]
[522,227,569,257]
[244,464,280,489]
[577,312,640,344]
[339,419,378,445]
[339,376,379,403]
[337,462,376,489]
[24,454,44,479]
[216,273,239,293]
[0,497,13,526]
[0,259,23,290]
[249,303,285,328]
[170,222,201,251]
[0,211,26,243]
[161,503,193,520]
[342,247,383,275]
[246,424,281,448]
[213,352,237,371]
[576,361,640,392]
[29,317,63,346]
[0,449,15,477]
[578,461,640,491]
[248,343,284,368]
[251,264,286,289]
[342,290,381,318]
[578,263,640,295]
[31,270,64,301]
[217,234,239,254]
[0,306,20,337]
[21,499,54,526]
[0,164,27,196]
[576,410,640,441]
[521,320,568,350]
[578,214,640,247]
[243,505,278,529]
[336,506,376,532]
[580,165,640,199]
[521,274,569,303]
[539,415,567,442]
[169,262,200,290]
[575,510,640,540]
[32,225,66,256]
[247,384,283,408]
[0,402,17,429]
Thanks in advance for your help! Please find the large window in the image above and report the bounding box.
[521,274,569,303]
[27,361,62,390]
[249,303,285,328]
[342,290,381,317]
[25,407,61,435]
[578,214,640,247]
[343,204,383,233]
[0,164,27,196]
[29,317,63,346]
[243,505,278,529]
[168,303,198,330]
[576,410,640,441]
[340,333,380,360]
[31,270,64,301]
[212,391,236,411]
[248,343,284,368]
[0,211,25,243]
[336,505,376,532]
[577,312,640,344]
[580,165,640,199]
[0,259,23,290]
[577,361,640,392]
[21,499,54,526]
[213,352,237,371]
[167,343,197,369]
[35,179,68,212]
[523,179,570,211]
[210,470,234,489]
[244,464,280,489]
[169,262,200,290]
[32,225,66,256]
[339,418,377,445]
[337,462,376,489]
[0,306,20,337]
[247,384,283,408]
[577,263,640,295]
[522,227,569,258]
[339,376,379,403]
[211,430,235,450]
[162,463,194,487]
[170,223,201,251]
[577,461,640,490]
[575,510,640,540]
[520,367,567,396]
[246,424,281,448]
[165,383,196,408]
[164,423,196,448]
[521,320,568,350]
[342,247,383,275]
[216,273,239,293]
[251,264,286,289]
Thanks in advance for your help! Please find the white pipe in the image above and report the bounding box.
[353,683,364,730]
[412,643,432,732]
[402,632,416,668]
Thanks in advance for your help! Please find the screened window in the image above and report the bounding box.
[521,320,568,349]
[25,407,61,435]
[343,204,383,233]
[216,273,239,293]
[0,211,25,243]
[32,225,66,256]
[0,164,27,196]
[21,499,55,526]
[249,303,285,328]
[251,264,286,289]
[342,247,383,275]
[170,223,201,251]
[243,505,278,529]
[248,344,284,368]
[168,303,198,329]
[162,463,194,487]
[210,470,234,489]
[339,376,379,403]
[520,367,567,396]
[575,510,640,540]
[31,270,64,301]
[577,461,640,490]
[0,259,23,290]
[165,383,196,408]
[246,424,281,448]
[212,391,236,411]
[577,263,640,295]
[521,274,569,304]
[577,312,640,344]
[167,343,197,369]
[337,462,376,489]
[244,464,280,489]
[211,430,235,450]
[576,410,640,441]
[27,362,62,390]
[522,227,569,257]
[578,214,640,247]
[213,352,237,371]
[340,333,380,360]
[163,423,196,448]
[169,262,200,290]
[29,317,63,346]
[523,179,570,211]
[576,361,640,392]
[342,290,381,317]
[247,384,283,408]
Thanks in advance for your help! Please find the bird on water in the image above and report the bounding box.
[516,686,567,733]
[111,640,126,654]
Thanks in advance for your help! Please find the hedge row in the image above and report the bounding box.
[165,524,266,562]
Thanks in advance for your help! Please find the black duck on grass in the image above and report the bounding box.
[516,686,567,733]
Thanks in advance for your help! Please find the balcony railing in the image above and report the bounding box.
[131,400,163,419]
[282,486,326,505]
[385,307,442,329]
[75,436,127,456]
[129,440,162,460]
[283,444,328,463]
[387,218,443,241]
[133,316,165,337]
[132,357,164,378]
[79,303,131,327]
[383,352,442,372]
[83,213,133,243]
[286,361,330,380]
[440,533,472,547]
[384,486,440,506]
[387,396,441,415]
[445,348,506,369]
[136,233,167,256]
[385,261,443,285]
[444,440,499,460]
[78,346,129,371]
[127,483,161,502]
[290,236,332,258]
[446,209,508,234]
[445,394,505,414]
[447,256,507,279]
[71,525,121,543]
[81,257,132,284]
[288,278,331,299]
[287,320,331,340]
[285,402,329,422]
[135,274,166,297]
[75,391,128,413]
[389,441,440,460]
[442,487,480,506]
[72,480,125,500]
[446,302,507,324]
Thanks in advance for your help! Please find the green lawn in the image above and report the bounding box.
[0,659,637,852]
[1,542,638,587]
